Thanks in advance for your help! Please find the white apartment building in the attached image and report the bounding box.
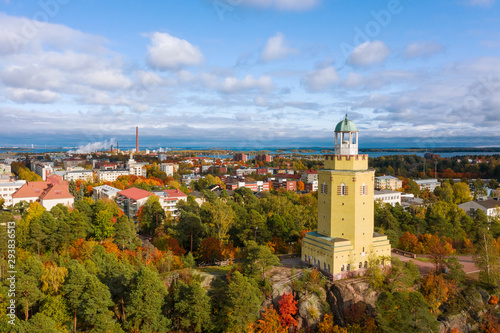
[64,170,94,182]
[33,162,53,180]
[93,185,121,201]
[0,180,27,206]
[374,189,402,207]
[414,179,441,192]
[160,163,178,177]
[128,156,147,177]
[97,170,130,182]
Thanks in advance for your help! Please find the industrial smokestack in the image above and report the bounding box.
[136,127,139,153]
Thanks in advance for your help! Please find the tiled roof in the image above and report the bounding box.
[40,183,74,200]
[12,181,50,198]
[303,170,318,174]
[163,189,188,199]
[118,187,152,201]
[12,180,73,200]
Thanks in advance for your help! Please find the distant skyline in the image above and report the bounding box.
[0,0,499,148]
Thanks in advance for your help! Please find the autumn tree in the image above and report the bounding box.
[251,306,287,333]
[474,231,500,289]
[137,195,166,235]
[241,241,280,280]
[202,198,235,243]
[278,292,298,329]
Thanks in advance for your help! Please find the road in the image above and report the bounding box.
[392,253,479,276]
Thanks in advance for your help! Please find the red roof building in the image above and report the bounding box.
[12,176,74,210]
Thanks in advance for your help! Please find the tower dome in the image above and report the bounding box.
[334,114,358,155]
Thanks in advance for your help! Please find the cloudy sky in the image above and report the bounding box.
[0,0,499,149]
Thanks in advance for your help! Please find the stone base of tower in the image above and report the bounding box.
[301,231,391,281]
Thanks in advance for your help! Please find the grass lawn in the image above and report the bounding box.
[198,265,235,275]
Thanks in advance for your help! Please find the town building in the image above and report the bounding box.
[156,189,188,217]
[271,178,296,191]
[0,179,27,206]
[414,179,441,192]
[458,198,500,219]
[116,187,151,219]
[304,181,318,193]
[64,170,94,182]
[11,175,74,210]
[159,163,177,177]
[128,154,147,177]
[97,170,130,182]
[234,168,256,177]
[374,189,402,207]
[0,163,11,175]
[302,115,391,280]
[374,176,402,190]
[233,153,248,162]
[93,185,121,201]
[226,181,271,192]
[33,162,53,180]
[63,158,86,169]
[254,154,273,162]
[301,170,319,183]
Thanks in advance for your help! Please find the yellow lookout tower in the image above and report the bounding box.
[301,115,391,279]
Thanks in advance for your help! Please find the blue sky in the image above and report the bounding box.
[0,0,499,149]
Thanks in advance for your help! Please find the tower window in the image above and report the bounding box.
[321,182,328,194]
[361,183,367,195]
[337,183,347,196]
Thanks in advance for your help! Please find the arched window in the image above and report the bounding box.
[317,260,320,268]
[313,258,316,265]
[364,261,368,268]
[341,265,345,272]
[323,263,326,270]
[359,262,362,269]
[361,182,367,195]
[338,183,348,196]
[321,182,328,194]
[347,264,351,271]
[328,264,331,272]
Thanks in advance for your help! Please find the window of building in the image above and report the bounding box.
[338,183,348,196]
[321,182,328,194]
[359,262,362,269]
[328,264,331,272]
[361,183,367,195]
[323,263,326,270]
[364,261,368,268]
[341,265,345,271]
[347,264,350,271]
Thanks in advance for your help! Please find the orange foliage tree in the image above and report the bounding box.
[250,306,287,333]
[421,271,457,311]
[278,293,298,329]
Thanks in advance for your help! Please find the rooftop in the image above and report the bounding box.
[117,187,152,201]
[334,114,358,132]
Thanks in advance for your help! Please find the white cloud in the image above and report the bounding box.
[261,32,297,62]
[404,42,444,59]
[220,74,273,93]
[146,32,204,70]
[7,88,60,104]
[238,0,320,11]
[468,0,495,7]
[348,41,390,66]
[302,65,339,91]
[255,96,268,106]
[480,40,500,48]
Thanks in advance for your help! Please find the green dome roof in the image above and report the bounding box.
[335,114,358,132]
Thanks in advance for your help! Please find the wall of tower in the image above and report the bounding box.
[323,154,369,170]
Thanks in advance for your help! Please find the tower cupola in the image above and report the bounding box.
[334,114,358,155]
